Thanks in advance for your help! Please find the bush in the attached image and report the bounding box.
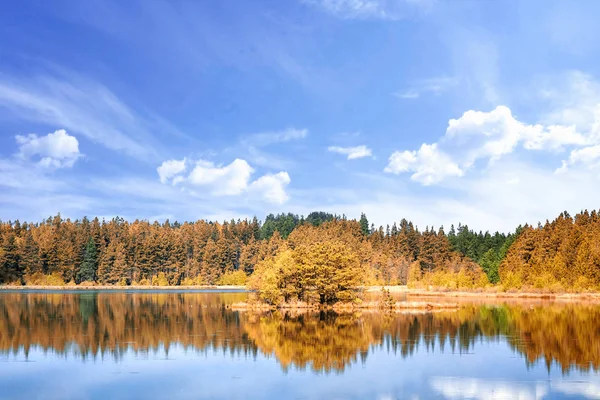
[151,272,169,286]
[24,272,66,286]
[573,276,593,292]
[180,277,195,286]
[217,270,248,286]
[409,264,489,291]
[406,261,422,289]
[134,278,151,286]
[501,271,523,291]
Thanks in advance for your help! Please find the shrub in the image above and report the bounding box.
[217,270,248,286]
[151,272,169,286]
[501,271,523,291]
[180,277,196,286]
[24,272,66,286]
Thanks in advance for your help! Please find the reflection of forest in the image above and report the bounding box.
[0,293,599,373]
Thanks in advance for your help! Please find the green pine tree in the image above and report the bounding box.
[77,237,97,283]
[359,213,369,236]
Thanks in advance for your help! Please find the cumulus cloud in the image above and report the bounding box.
[328,145,373,160]
[557,144,600,173]
[157,158,290,204]
[249,172,291,204]
[15,129,81,168]
[446,106,588,163]
[188,159,254,195]
[157,158,187,184]
[386,94,600,185]
[384,143,463,185]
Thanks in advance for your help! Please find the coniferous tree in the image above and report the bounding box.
[77,237,98,283]
[359,213,370,236]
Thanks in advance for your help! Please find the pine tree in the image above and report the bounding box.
[20,229,42,277]
[0,233,21,284]
[77,237,98,283]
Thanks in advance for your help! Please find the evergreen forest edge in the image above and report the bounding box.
[1,209,600,304]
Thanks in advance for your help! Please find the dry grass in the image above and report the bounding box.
[230,299,459,311]
[0,285,247,290]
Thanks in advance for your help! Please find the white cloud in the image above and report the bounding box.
[157,158,187,184]
[15,129,81,168]
[446,104,597,163]
[387,100,600,186]
[394,76,460,99]
[0,73,169,160]
[328,145,373,160]
[244,128,308,147]
[249,172,291,204]
[157,157,291,204]
[384,143,463,185]
[444,106,586,163]
[188,158,254,195]
[304,0,396,19]
[239,128,308,170]
[303,0,432,20]
[540,71,600,135]
[557,144,600,172]
[445,106,526,165]
[395,91,420,99]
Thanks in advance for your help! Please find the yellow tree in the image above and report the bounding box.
[293,241,363,304]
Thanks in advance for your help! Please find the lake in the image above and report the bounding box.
[0,291,599,400]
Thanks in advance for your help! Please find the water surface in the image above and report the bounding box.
[1,291,599,399]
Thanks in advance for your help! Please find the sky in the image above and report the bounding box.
[2,0,600,232]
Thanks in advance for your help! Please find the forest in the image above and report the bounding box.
[1,209,600,297]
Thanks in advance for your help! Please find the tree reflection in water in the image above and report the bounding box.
[0,292,598,374]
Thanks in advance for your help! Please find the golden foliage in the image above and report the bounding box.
[151,272,169,286]
[250,242,364,305]
[24,272,66,286]
[217,270,248,286]
[500,211,600,291]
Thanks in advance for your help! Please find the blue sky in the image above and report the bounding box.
[2,0,600,232]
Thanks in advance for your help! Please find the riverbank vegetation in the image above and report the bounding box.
[1,209,600,298]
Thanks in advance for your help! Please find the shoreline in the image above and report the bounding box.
[0,285,247,291]
[365,285,600,301]
[1,285,600,302]
[230,300,460,312]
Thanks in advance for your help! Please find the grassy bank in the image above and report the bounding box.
[230,300,459,312]
[0,285,247,290]
[367,285,600,302]
[2,285,600,302]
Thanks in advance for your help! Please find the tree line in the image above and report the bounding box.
[1,209,599,293]
[0,212,487,289]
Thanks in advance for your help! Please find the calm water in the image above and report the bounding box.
[1,291,599,400]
